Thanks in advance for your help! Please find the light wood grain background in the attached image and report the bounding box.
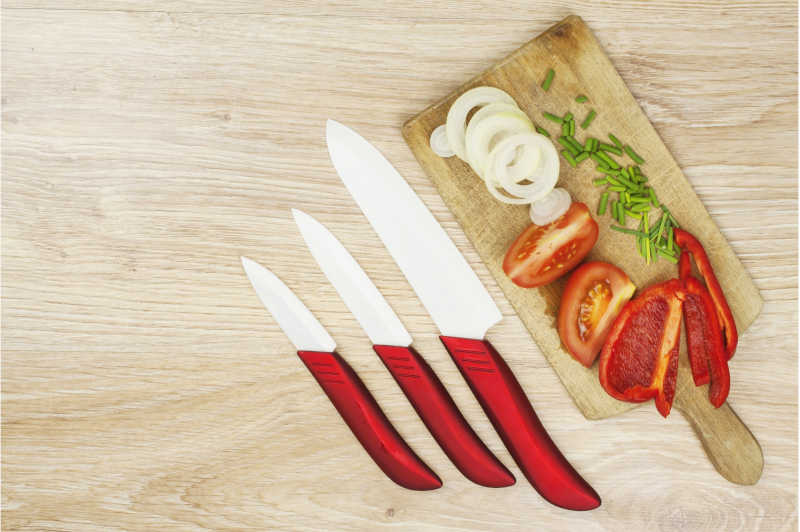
[2,2,797,531]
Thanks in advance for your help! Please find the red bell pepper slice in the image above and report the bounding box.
[674,228,738,359]
[598,279,684,417]
[682,273,731,407]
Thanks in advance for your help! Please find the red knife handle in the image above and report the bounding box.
[373,345,515,487]
[439,337,601,510]
[297,350,442,491]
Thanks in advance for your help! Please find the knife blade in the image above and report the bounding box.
[292,209,515,488]
[325,120,601,510]
[240,256,441,491]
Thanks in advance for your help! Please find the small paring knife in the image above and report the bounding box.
[325,119,601,511]
[240,256,441,491]
[293,209,515,488]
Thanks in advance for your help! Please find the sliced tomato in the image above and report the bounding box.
[503,202,599,288]
[557,262,636,367]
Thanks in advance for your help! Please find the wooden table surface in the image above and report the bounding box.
[2,2,797,530]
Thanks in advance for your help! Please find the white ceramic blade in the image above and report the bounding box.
[326,119,502,339]
[292,209,413,347]
[241,256,336,352]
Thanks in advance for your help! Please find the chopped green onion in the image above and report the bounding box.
[562,121,570,136]
[544,112,563,124]
[563,112,573,122]
[598,192,609,215]
[629,196,650,204]
[593,177,608,186]
[645,238,652,264]
[624,145,645,164]
[535,125,551,138]
[575,95,588,103]
[609,185,626,192]
[610,225,649,238]
[657,215,668,242]
[632,203,650,213]
[562,149,577,168]
[643,212,649,232]
[581,110,597,129]
[668,227,675,252]
[608,133,623,148]
[569,118,575,136]
[615,174,638,190]
[575,151,590,163]
[624,191,631,204]
[598,143,622,156]
[542,68,555,91]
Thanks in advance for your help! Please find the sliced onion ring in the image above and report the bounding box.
[530,188,572,226]
[445,87,516,161]
[429,125,454,157]
[488,132,560,202]
[464,110,533,179]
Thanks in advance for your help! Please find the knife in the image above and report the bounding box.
[292,209,516,488]
[240,256,442,491]
[325,120,601,510]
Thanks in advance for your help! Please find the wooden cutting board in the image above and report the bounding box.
[402,15,764,485]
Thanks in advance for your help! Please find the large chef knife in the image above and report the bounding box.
[325,120,601,510]
[240,256,441,491]
[293,209,515,488]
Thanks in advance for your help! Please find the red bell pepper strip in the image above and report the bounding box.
[674,228,738,359]
[680,252,709,386]
[682,275,731,407]
[598,279,684,417]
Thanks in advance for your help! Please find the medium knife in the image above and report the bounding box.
[240,256,442,491]
[292,209,515,488]
[325,120,601,510]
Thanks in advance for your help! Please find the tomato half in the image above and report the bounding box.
[503,202,599,288]
[557,262,636,367]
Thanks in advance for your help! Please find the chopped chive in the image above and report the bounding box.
[601,168,622,177]
[562,121,570,136]
[624,209,641,220]
[564,135,583,152]
[648,188,659,207]
[535,125,551,138]
[668,227,674,252]
[542,68,555,91]
[645,238,652,264]
[657,249,679,263]
[609,185,626,192]
[562,149,577,168]
[581,110,597,129]
[575,151,590,163]
[598,143,623,156]
[610,225,649,238]
[608,133,623,149]
[593,177,608,186]
[598,192,609,215]
[569,118,575,136]
[575,95,588,103]
[595,150,620,169]
[629,196,650,204]
[563,112,573,122]
[658,215,668,242]
[624,191,631,204]
[605,176,623,187]
[543,112,563,124]
[624,145,645,164]
[590,152,606,166]
[558,136,580,156]
[632,203,651,213]
[643,212,650,232]
[615,174,637,190]
[637,236,646,258]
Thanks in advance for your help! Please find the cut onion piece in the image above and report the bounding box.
[446,87,517,161]
[429,125,454,157]
[530,188,572,226]
[484,180,533,205]
[464,110,533,179]
[488,132,560,203]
